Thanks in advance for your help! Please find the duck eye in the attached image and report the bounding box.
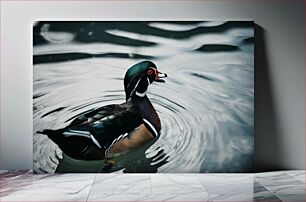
[147,70,153,75]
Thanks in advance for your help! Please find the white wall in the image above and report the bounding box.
[1,0,305,171]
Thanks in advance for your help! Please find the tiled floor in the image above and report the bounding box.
[0,170,305,201]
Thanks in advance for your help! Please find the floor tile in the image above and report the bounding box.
[150,174,207,195]
[286,170,306,183]
[253,180,274,195]
[1,173,96,196]
[1,170,306,202]
[250,182,282,202]
[90,174,151,195]
[1,171,53,196]
[0,170,33,178]
[143,194,211,202]
[255,170,290,177]
[253,194,282,202]
[255,170,303,180]
[88,194,211,202]
[275,194,305,202]
[1,194,88,201]
[211,194,282,202]
[198,174,253,195]
[256,173,305,195]
[210,194,253,201]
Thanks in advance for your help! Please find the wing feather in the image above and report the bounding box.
[64,103,142,149]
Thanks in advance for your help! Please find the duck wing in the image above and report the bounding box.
[62,103,143,150]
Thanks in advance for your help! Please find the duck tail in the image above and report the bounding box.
[37,129,65,136]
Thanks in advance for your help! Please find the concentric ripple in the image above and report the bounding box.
[33,21,254,173]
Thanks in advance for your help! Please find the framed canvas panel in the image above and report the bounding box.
[33,21,254,173]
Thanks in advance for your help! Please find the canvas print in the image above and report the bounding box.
[33,21,254,173]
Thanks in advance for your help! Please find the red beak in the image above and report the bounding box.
[154,69,167,82]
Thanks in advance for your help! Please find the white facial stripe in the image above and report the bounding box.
[143,119,158,137]
[133,76,151,97]
[130,78,142,98]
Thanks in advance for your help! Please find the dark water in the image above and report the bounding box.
[33,21,254,173]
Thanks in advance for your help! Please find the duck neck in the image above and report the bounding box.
[132,95,161,136]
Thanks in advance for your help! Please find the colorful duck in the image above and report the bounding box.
[39,61,167,162]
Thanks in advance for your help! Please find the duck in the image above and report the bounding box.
[38,61,167,162]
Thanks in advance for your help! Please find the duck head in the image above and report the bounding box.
[124,61,167,100]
